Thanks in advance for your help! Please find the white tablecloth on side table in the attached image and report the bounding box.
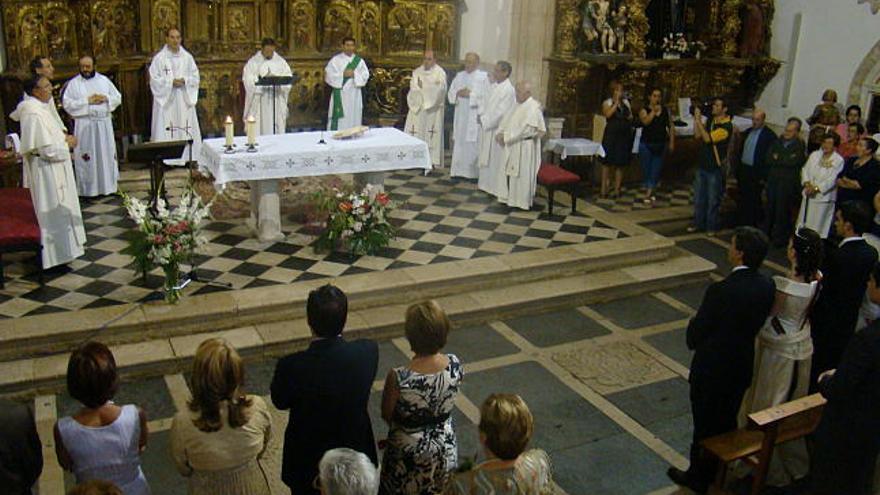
[544,138,606,160]
[200,127,431,241]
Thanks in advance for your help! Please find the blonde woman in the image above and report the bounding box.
[446,394,553,495]
[380,300,463,494]
[170,338,272,495]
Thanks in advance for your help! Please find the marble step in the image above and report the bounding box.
[0,235,674,362]
[0,249,714,397]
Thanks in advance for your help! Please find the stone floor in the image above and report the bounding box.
[21,231,794,495]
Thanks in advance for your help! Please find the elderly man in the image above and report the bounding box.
[62,55,122,197]
[318,448,379,495]
[735,109,776,227]
[149,27,203,166]
[10,76,86,268]
[243,37,294,136]
[494,82,546,210]
[405,50,447,169]
[447,52,489,179]
[763,117,807,246]
[477,60,516,197]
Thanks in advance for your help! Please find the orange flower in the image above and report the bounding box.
[339,201,353,213]
[377,193,389,206]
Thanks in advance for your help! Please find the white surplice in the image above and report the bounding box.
[447,69,489,179]
[325,52,370,131]
[149,45,203,166]
[11,98,86,268]
[797,150,844,238]
[477,78,516,196]
[62,73,121,197]
[497,96,546,210]
[14,94,66,188]
[243,51,294,136]
[404,64,447,168]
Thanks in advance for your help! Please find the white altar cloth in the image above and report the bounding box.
[543,138,606,160]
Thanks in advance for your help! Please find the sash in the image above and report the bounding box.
[330,55,362,131]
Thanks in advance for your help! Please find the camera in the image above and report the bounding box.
[688,97,714,117]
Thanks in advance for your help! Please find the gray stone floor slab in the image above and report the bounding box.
[246,357,277,397]
[463,361,622,452]
[643,328,693,368]
[57,376,176,420]
[445,324,520,362]
[651,413,693,457]
[678,239,734,274]
[662,281,711,310]
[589,294,688,330]
[140,429,187,495]
[504,308,611,347]
[377,340,410,380]
[605,377,690,427]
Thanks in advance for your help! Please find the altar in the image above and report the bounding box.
[200,127,431,241]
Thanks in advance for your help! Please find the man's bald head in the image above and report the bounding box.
[422,50,436,70]
[464,52,480,72]
[515,81,532,103]
[752,108,766,129]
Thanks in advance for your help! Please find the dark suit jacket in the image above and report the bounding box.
[270,337,379,493]
[0,399,43,495]
[812,320,880,494]
[687,268,776,391]
[733,126,778,178]
[811,238,879,371]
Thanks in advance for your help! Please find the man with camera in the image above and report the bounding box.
[689,97,734,236]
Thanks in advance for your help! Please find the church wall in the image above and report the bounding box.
[458,0,513,65]
[755,0,880,127]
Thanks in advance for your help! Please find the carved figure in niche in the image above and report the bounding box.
[360,6,380,53]
[388,5,426,54]
[582,2,598,42]
[613,6,628,53]
[228,8,250,41]
[431,10,454,57]
[153,0,179,50]
[738,0,765,58]
[589,0,615,53]
[19,9,43,63]
[44,8,72,60]
[290,1,314,50]
[322,7,353,51]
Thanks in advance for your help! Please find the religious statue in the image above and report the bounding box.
[738,0,765,58]
[582,2,598,43]
[612,6,628,53]
[592,0,614,54]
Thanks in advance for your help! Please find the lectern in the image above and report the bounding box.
[256,75,296,134]
[128,140,188,208]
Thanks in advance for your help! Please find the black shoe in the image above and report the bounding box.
[666,467,707,494]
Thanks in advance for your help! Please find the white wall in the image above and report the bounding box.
[756,0,880,127]
[458,0,513,64]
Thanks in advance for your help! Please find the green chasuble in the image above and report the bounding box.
[330,55,362,131]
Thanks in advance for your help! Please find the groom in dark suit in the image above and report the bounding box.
[667,226,776,493]
[271,284,379,494]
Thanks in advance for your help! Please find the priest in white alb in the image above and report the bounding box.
[243,38,294,135]
[404,50,447,169]
[495,82,546,211]
[11,76,86,268]
[149,27,203,166]
[62,55,122,197]
[478,60,516,197]
[447,52,489,179]
[325,36,370,132]
[242,38,294,242]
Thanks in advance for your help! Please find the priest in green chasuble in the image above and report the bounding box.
[325,37,370,132]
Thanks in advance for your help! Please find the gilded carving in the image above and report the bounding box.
[91,0,137,59]
[621,0,648,57]
[550,64,587,112]
[151,0,180,51]
[321,1,355,51]
[289,0,316,52]
[227,6,253,42]
[359,1,381,54]
[366,67,409,116]
[721,0,744,57]
[44,4,74,60]
[555,0,581,57]
[387,4,427,55]
[15,5,44,65]
[428,5,455,57]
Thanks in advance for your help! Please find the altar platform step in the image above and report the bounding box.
[0,238,713,397]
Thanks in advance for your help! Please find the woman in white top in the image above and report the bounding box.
[740,227,823,486]
[798,133,845,238]
[54,342,150,495]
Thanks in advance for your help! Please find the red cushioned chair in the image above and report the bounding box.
[537,162,580,217]
[0,188,43,289]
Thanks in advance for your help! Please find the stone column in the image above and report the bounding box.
[507,0,556,103]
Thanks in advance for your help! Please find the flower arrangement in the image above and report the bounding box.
[312,184,397,256]
[661,33,706,58]
[120,185,214,303]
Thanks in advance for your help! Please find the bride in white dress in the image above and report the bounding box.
[739,227,824,486]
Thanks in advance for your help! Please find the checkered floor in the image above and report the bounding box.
[589,182,694,213]
[0,169,626,319]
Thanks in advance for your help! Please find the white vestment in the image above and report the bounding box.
[477,78,516,196]
[243,51,294,136]
[797,150,844,238]
[16,94,66,188]
[404,64,447,168]
[325,52,370,131]
[62,73,121,196]
[149,45,203,166]
[11,98,86,268]
[447,69,489,179]
[497,97,546,210]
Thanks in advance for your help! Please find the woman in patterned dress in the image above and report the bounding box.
[380,300,463,494]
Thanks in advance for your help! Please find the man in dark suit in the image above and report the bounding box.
[810,200,879,388]
[811,262,880,495]
[270,284,379,494]
[667,226,776,493]
[734,110,777,227]
[0,399,43,495]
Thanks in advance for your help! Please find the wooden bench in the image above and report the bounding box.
[537,162,580,217]
[702,393,826,495]
[0,188,44,289]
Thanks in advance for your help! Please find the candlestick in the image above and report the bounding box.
[246,115,256,146]
[224,116,234,147]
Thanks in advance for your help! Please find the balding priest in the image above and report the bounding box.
[404,50,447,169]
[495,81,546,211]
[243,38,294,135]
[447,52,489,179]
[149,27,203,166]
[478,60,516,197]
[62,55,122,197]
[11,76,86,268]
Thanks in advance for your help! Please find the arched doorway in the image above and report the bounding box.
[847,39,880,133]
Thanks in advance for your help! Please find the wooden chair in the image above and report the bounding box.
[701,393,827,495]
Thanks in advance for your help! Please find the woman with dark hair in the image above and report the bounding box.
[806,89,842,152]
[638,87,675,204]
[600,80,635,198]
[837,137,880,209]
[170,338,271,495]
[54,342,150,494]
[836,104,864,144]
[739,227,823,486]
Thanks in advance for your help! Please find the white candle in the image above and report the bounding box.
[246,115,256,145]
[224,116,234,147]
